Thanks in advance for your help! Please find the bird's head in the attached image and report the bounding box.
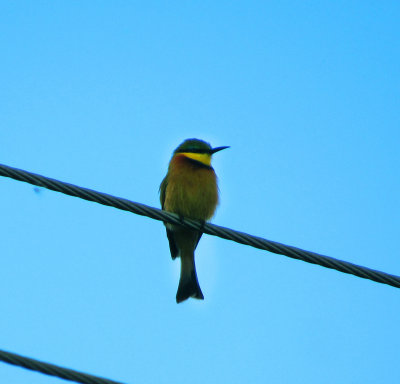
[173,138,229,167]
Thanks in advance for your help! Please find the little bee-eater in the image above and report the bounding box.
[160,138,229,303]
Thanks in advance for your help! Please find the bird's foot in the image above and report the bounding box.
[199,219,206,232]
[178,214,185,224]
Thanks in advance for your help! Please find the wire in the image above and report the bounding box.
[0,349,125,384]
[1,163,400,289]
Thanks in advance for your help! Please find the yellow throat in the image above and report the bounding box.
[180,152,211,166]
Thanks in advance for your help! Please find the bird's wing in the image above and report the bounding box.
[160,175,179,259]
[166,228,179,259]
[159,175,168,209]
[194,232,203,249]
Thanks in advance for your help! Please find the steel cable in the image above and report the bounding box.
[0,349,125,384]
[1,163,399,289]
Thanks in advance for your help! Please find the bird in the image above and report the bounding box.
[160,138,229,303]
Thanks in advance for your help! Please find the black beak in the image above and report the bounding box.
[210,146,230,154]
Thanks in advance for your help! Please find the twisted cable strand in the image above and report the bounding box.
[1,163,399,288]
[0,349,125,384]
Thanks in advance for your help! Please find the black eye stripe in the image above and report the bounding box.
[175,148,210,154]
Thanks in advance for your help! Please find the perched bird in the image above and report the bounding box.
[160,138,229,303]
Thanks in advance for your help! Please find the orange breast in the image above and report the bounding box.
[164,155,219,220]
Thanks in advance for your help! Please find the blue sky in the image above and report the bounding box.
[1,1,399,383]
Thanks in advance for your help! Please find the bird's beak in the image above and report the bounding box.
[210,146,230,154]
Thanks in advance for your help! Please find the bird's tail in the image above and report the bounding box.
[176,252,204,303]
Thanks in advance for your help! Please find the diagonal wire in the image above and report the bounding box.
[1,163,400,289]
[0,349,125,384]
